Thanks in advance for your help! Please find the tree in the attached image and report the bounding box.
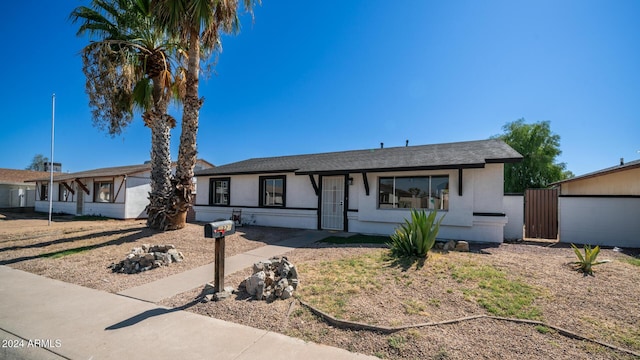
[26,154,49,171]
[494,119,573,193]
[153,0,256,230]
[71,0,182,230]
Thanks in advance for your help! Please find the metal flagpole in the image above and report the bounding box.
[48,93,55,226]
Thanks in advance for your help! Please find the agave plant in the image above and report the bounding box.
[571,244,611,275]
[388,209,444,258]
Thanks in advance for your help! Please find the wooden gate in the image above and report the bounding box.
[525,188,558,239]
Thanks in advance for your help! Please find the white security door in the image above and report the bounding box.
[321,176,344,230]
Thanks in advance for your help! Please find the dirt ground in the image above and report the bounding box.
[1,211,639,359]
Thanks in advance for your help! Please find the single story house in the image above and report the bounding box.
[0,169,50,208]
[30,160,213,219]
[551,159,640,248]
[194,139,522,243]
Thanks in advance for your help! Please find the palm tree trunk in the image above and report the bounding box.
[166,27,203,230]
[146,77,174,230]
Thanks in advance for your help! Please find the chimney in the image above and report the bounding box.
[620,158,624,166]
[406,140,409,147]
[380,142,384,149]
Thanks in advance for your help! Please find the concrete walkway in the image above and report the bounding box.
[0,230,375,360]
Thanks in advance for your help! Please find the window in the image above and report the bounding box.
[94,181,113,203]
[378,176,449,210]
[259,175,286,207]
[40,183,48,201]
[58,184,72,202]
[209,178,230,206]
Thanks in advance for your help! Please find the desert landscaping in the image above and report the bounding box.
[1,211,639,359]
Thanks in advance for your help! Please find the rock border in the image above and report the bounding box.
[296,299,640,358]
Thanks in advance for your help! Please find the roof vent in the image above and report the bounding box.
[380,142,384,149]
[620,158,624,166]
[406,140,409,147]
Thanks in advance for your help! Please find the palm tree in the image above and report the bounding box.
[153,0,256,229]
[71,0,182,230]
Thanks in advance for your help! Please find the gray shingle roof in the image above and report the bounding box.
[195,139,522,176]
[27,164,152,182]
[0,169,51,185]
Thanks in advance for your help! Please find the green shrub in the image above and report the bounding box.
[571,244,610,275]
[388,209,444,258]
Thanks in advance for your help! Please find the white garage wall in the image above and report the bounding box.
[503,194,524,240]
[559,197,640,248]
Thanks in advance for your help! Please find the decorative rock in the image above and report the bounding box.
[155,252,172,264]
[274,278,289,298]
[246,271,266,299]
[167,248,184,262]
[203,282,216,294]
[443,240,456,251]
[281,285,294,300]
[242,256,299,301]
[290,278,299,290]
[454,241,470,252]
[253,262,264,273]
[109,244,186,274]
[214,291,231,301]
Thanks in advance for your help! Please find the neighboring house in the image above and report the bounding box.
[0,169,50,208]
[30,160,214,219]
[194,139,522,243]
[552,159,640,248]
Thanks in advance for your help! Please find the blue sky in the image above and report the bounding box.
[0,0,638,176]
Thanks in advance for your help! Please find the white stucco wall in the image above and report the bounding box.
[503,195,524,240]
[35,176,131,218]
[196,164,508,243]
[124,175,151,219]
[350,166,507,242]
[195,173,318,229]
[196,173,318,208]
[0,185,11,207]
[0,185,36,207]
[559,197,640,248]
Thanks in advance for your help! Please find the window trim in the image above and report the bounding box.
[259,175,286,207]
[208,177,231,206]
[377,175,449,210]
[93,181,114,203]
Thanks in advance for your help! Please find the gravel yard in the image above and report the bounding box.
[1,211,639,359]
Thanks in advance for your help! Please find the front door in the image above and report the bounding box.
[76,183,84,215]
[321,176,345,230]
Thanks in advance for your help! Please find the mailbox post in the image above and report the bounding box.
[204,220,235,293]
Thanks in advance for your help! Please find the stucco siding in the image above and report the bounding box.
[559,197,640,248]
[125,176,151,219]
[472,163,505,213]
[503,194,524,240]
[34,176,130,218]
[561,167,640,195]
[197,165,507,243]
[1,186,35,208]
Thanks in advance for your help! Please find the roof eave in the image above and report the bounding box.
[486,157,523,164]
[294,163,486,175]
[195,169,299,177]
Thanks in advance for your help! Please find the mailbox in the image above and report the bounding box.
[204,220,235,239]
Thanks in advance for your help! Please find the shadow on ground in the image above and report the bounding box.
[0,227,153,265]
